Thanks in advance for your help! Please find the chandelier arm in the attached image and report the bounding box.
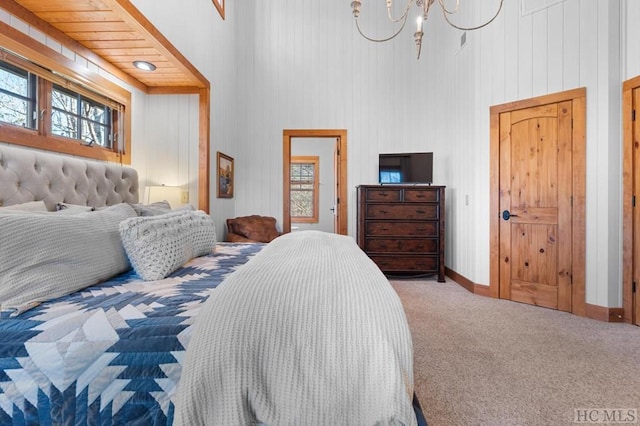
[437,0,460,15]
[355,15,409,43]
[439,0,504,31]
[387,0,414,23]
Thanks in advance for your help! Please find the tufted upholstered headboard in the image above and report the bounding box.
[0,144,139,210]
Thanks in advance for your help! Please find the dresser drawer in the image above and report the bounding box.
[365,188,401,202]
[366,221,439,237]
[366,204,439,220]
[365,238,439,253]
[369,255,439,272]
[404,189,440,202]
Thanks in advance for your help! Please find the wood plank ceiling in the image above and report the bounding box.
[8,0,208,92]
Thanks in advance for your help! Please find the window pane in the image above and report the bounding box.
[82,100,106,124]
[0,65,28,96]
[52,110,78,139]
[0,93,28,127]
[0,62,35,129]
[291,164,301,180]
[291,190,313,217]
[299,164,314,178]
[291,164,315,181]
[52,87,78,114]
[81,119,108,146]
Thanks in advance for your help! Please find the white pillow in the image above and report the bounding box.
[129,200,172,216]
[0,203,137,315]
[0,200,48,212]
[119,210,217,280]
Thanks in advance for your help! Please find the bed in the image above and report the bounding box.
[0,144,425,425]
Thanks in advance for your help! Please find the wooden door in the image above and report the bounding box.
[497,102,573,311]
[490,88,586,316]
[624,79,640,325]
[633,88,640,325]
[333,138,343,233]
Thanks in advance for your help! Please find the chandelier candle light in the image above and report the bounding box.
[351,0,504,59]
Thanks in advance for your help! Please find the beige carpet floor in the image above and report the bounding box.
[390,278,640,426]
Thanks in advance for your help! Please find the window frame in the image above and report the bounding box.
[0,45,131,164]
[50,83,113,147]
[290,155,320,224]
[0,60,37,129]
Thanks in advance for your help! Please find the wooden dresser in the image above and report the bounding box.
[357,185,445,281]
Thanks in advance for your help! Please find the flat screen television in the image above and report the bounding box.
[378,152,433,184]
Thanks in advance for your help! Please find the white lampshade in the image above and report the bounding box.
[146,185,182,209]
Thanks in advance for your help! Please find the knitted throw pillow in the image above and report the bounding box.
[119,210,217,280]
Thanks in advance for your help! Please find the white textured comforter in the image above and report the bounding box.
[174,230,416,426]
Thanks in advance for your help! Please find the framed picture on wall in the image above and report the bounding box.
[212,0,225,19]
[217,151,234,198]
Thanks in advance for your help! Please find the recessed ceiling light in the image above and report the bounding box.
[133,60,156,71]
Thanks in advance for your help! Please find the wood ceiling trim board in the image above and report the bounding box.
[81,39,154,49]
[67,32,144,41]
[1,1,148,92]
[53,22,134,32]
[146,83,195,88]
[108,54,168,62]
[103,0,209,89]
[147,86,203,95]
[30,11,119,23]
[14,0,110,12]
[94,47,161,56]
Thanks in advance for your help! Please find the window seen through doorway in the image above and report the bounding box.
[290,156,319,223]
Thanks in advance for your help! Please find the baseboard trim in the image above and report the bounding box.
[445,267,625,322]
[445,267,490,297]
[585,304,625,323]
[445,267,473,292]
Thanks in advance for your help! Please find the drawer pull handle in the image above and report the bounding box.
[416,228,427,232]
[379,193,389,197]
[379,210,388,214]
[416,210,426,214]
[380,227,389,231]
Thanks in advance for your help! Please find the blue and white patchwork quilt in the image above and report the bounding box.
[0,242,265,426]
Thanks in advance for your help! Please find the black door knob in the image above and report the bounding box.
[502,210,519,220]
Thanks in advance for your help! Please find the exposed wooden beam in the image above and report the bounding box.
[199,88,211,213]
[103,0,209,89]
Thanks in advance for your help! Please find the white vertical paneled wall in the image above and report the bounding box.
[224,0,625,307]
[5,0,638,308]
[131,94,199,204]
[131,0,237,234]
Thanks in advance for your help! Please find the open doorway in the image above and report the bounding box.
[282,129,347,235]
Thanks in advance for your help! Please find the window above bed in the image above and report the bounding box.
[0,49,130,164]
